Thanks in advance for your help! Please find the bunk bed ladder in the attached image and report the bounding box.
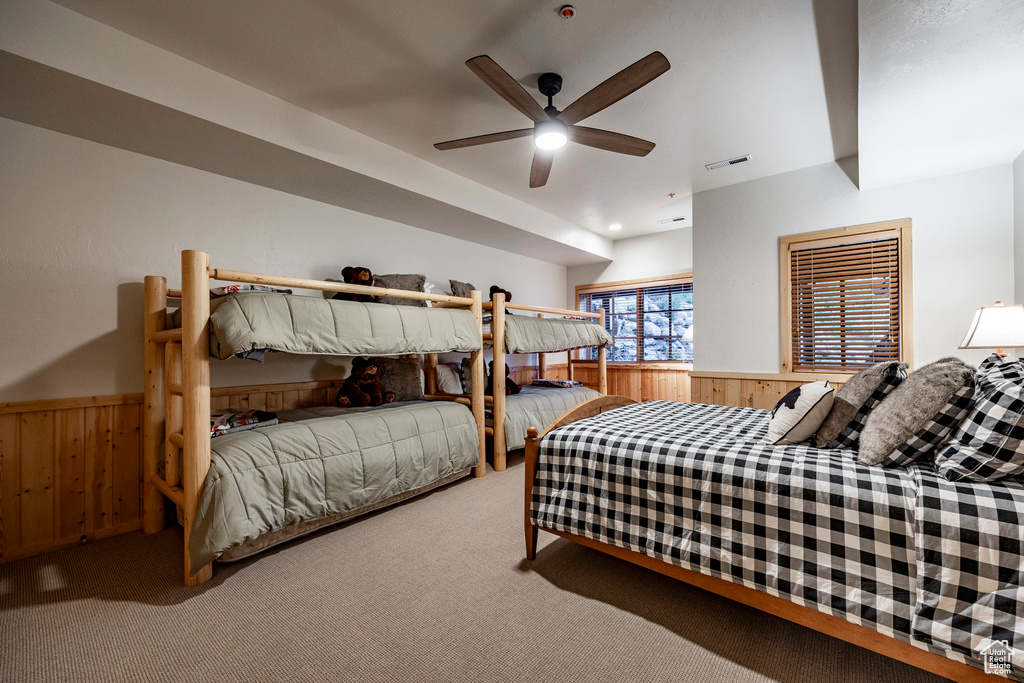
[142,252,213,586]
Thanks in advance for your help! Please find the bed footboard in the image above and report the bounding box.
[523,395,637,559]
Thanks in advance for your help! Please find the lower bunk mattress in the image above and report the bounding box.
[488,385,600,451]
[190,401,479,573]
[531,400,1024,680]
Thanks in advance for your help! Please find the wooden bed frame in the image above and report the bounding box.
[143,250,487,586]
[523,396,1000,683]
[486,292,608,471]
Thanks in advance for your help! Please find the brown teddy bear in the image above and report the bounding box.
[336,357,395,407]
[333,266,376,302]
[485,361,521,396]
[489,285,512,304]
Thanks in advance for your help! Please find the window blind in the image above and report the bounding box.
[790,236,900,372]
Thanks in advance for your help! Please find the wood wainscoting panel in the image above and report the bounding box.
[0,378,348,564]
[571,363,690,402]
[691,372,849,409]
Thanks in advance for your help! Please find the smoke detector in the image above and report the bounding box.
[705,154,751,171]
[559,5,576,19]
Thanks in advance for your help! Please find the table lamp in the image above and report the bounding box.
[958,301,1024,358]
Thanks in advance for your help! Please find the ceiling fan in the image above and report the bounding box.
[434,52,671,188]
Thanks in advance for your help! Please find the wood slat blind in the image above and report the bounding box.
[791,236,900,372]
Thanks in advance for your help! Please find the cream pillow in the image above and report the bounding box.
[435,363,464,394]
[766,381,835,445]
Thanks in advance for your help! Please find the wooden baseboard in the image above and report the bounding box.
[1,521,142,563]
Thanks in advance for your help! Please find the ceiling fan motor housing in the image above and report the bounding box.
[538,72,563,98]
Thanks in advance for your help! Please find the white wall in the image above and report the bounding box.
[0,119,567,403]
[1016,149,1024,309]
[565,228,693,304]
[693,160,1015,373]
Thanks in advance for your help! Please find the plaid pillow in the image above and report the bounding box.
[830,365,908,449]
[880,380,976,468]
[936,378,1024,482]
[978,353,1024,383]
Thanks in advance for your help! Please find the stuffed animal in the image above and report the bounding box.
[333,266,376,302]
[336,357,395,408]
[485,361,521,396]
[489,285,512,304]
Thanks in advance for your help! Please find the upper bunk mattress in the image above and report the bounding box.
[189,400,479,573]
[504,315,611,354]
[200,293,481,359]
[531,400,1024,680]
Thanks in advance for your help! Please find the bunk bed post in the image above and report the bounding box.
[469,291,487,477]
[536,313,546,380]
[567,349,575,382]
[181,250,213,586]
[524,427,540,560]
[142,276,167,534]
[425,353,438,395]
[597,307,608,395]
[492,292,507,472]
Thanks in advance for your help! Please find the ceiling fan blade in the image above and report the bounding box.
[569,126,656,157]
[434,128,533,150]
[529,149,554,188]
[466,55,548,122]
[557,52,671,126]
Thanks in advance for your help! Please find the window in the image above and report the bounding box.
[780,219,912,373]
[576,274,693,363]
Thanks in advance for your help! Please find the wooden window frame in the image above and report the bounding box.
[575,273,694,368]
[780,219,913,375]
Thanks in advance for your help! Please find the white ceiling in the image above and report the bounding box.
[46,0,853,240]
[33,0,1024,243]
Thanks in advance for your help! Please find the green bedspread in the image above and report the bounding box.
[489,386,600,450]
[503,316,611,354]
[189,401,479,573]
[190,293,481,359]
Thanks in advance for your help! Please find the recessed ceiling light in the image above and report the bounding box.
[609,223,623,231]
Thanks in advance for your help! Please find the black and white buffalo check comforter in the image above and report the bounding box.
[531,401,1024,679]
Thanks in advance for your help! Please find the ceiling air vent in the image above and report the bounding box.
[705,154,751,171]
[657,216,687,225]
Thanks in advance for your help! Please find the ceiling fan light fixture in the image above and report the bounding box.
[534,119,568,150]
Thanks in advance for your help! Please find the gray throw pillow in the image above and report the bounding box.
[374,273,427,307]
[375,357,424,402]
[460,357,474,395]
[858,358,975,466]
[814,360,908,448]
[449,279,476,299]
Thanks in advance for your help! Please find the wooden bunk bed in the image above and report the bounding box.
[143,250,487,585]
[486,292,609,471]
[523,396,1012,683]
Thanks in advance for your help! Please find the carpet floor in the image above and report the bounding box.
[1,454,948,683]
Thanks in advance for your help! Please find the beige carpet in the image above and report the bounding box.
[1,454,948,683]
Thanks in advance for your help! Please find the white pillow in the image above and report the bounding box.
[766,381,835,445]
[435,363,464,394]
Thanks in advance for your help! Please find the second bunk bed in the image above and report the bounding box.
[143,250,488,585]
[480,293,612,471]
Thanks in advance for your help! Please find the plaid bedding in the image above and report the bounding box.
[531,401,1024,679]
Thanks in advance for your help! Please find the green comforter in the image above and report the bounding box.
[490,386,600,450]
[503,316,611,354]
[189,401,479,573]
[197,293,481,359]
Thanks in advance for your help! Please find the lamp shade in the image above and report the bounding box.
[958,303,1024,349]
